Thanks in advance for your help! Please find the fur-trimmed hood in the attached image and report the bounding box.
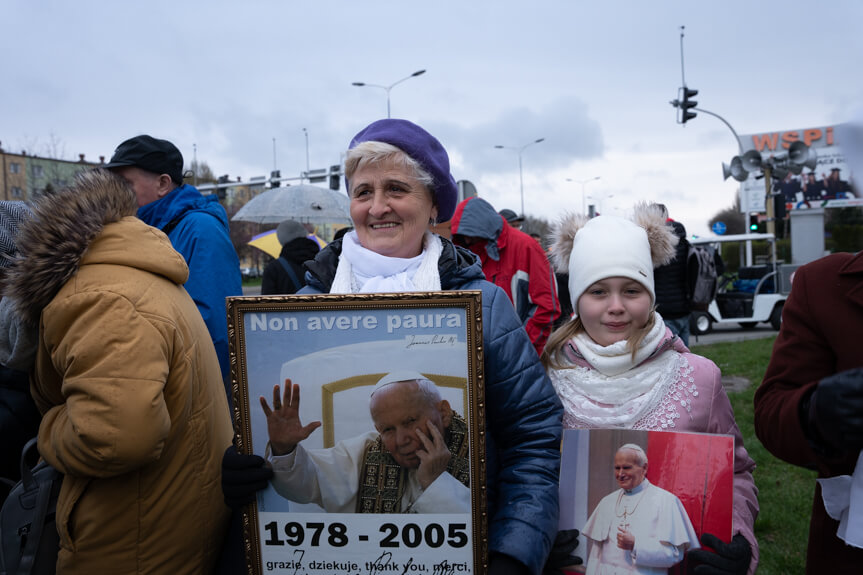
[3,169,189,324]
[548,202,679,315]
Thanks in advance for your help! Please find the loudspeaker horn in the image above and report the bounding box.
[802,149,818,171]
[771,164,789,180]
[788,141,810,164]
[722,156,749,182]
[741,150,763,172]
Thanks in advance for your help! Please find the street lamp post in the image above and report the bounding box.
[302,128,310,181]
[495,138,545,217]
[352,69,427,118]
[566,176,601,216]
[587,192,614,215]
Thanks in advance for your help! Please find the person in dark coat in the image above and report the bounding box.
[0,202,41,497]
[651,205,691,346]
[260,219,320,295]
[754,251,863,573]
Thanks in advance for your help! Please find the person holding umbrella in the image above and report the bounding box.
[223,118,563,575]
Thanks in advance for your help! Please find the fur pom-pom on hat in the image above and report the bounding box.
[550,202,679,316]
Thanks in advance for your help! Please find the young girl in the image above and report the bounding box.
[541,203,758,575]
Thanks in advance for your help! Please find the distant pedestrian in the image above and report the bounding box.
[451,197,560,355]
[261,220,320,295]
[104,135,242,394]
[0,201,41,497]
[652,204,692,346]
[499,208,525,230]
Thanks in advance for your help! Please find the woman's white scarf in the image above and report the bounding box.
[549,313,678,427]
[330,231,442,294]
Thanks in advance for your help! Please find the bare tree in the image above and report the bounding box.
[708,193,745,235]
[185,160,217,186]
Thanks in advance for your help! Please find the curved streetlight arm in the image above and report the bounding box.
[693,107,744,154]
[389,69,426,90]
[352,82,387,90]
[495,138,545,216]
[351,70,426,119]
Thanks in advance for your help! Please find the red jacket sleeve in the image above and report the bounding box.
[523,241,560,355]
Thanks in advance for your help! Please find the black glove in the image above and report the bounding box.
[543,529,583,575]
[489,554,530,575]
[221,444,273,508]
[809,367,863,451]
[687,533,751,575]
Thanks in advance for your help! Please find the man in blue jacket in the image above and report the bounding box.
[105,135,242,396]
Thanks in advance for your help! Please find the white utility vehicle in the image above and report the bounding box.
[689,233,796,335]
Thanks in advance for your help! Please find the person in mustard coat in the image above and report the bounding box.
[2,169,232,574]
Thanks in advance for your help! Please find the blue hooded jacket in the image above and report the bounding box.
[137,185,242,387]
[302,237,563,575]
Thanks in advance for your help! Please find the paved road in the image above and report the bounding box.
[689,322,777,346]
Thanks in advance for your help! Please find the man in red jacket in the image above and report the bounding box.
[451,197,560,355]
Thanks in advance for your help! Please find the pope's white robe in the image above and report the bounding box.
[582,480,700,574]
[269,431,470,513]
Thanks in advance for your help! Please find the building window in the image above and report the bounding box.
[10,187,23,198]
[9,162,20,174]
[32,165,43,177]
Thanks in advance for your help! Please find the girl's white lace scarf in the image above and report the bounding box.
[549,316,699,429]
[330,231,442,294]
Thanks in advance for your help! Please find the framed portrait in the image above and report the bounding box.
[558,428,734,575]
[227,292,487,575]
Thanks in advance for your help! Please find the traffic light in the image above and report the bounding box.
[329,165,341,191]
[216,175,230,201]
[681,87,698,124]
[270,170,281,188]
[748,213,759,232]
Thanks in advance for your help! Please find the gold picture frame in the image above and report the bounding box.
[227,291,487,575]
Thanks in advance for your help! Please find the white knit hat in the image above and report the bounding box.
[550,203,679,317]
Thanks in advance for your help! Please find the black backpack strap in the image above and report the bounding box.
[277,258,302,292]
[15,475,53,575]
[13,438,50,575]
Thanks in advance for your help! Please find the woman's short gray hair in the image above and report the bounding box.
[344,141,434,194]
[617,443,648,467]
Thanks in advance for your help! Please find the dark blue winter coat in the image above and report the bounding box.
[137,184,242,386]
[302,236,563,575]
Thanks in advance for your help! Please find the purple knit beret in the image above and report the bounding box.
[348,119,459,222]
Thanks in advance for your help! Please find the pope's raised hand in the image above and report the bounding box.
[260,379,321,456]
[415,420,451,489]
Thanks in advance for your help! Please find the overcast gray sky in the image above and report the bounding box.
[4,0,862,235]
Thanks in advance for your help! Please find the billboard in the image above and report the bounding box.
[738,124,862,213]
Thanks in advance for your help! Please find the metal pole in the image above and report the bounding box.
[518,152,524,217]
[763,166,778,269]
[272,138,277,171]
[193,143,198,187]
[581,182,586,216]
[303,128,310,176]
[386,90,392,119]
[693,107,744,154]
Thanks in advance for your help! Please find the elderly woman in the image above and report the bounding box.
[223,119,563,575]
